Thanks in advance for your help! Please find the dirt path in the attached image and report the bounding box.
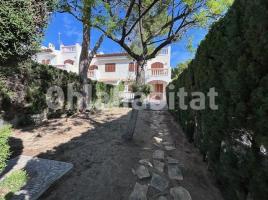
[11,108,223,200]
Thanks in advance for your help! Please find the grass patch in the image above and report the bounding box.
[0,170,28,200]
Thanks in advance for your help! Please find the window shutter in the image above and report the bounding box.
[105,63,116,72]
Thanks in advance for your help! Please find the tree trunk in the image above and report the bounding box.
[122,61,145,141]
[79,2,91,111]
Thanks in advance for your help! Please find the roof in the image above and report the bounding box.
[39,48,53,53]
[95,53,128,58]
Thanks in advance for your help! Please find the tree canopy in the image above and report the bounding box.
[0,0,56,64]
[93,0,234,63]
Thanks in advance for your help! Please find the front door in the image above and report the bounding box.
[155,84,163,93]
[152,84,163,100]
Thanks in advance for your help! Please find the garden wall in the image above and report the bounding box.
[167,0,268,199]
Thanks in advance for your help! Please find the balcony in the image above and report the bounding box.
[148,69,169,77]
[145,68,171,84]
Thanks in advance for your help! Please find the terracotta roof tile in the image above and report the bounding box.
[96,53,128,58]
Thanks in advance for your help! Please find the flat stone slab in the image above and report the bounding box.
[0,155,73,200]
[150,173,169,192]
[139,159,153,168]
[164,145,176,151]
[153,137,163,144]
[158,196,168,200]
[153,150,165,160]
[167,157,180,164]
[135,165,150,179]
[168,165,183,181]
[129,182,148,200]
[162,142,173,146]
[170,187,192,200]
[153,160,165,173]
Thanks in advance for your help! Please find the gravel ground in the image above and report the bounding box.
[10,108,224,200]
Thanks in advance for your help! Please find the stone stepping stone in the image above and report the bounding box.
[129,182,148,200]
[168,165,183,181]
[158,132,169,137]
[0,155,73,200]
[167,157,179,164]
[162,141,173,146]
[158,196,168,200]
[170,187,192,200]
[164,145,176,151]
[154,137,163,144]
[135,165,151,179]
[150,173,169,192]
[153,160,165,173]
[139,159,153,167]
[153,150,165,160]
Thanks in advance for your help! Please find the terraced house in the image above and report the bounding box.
[34,43,172,102]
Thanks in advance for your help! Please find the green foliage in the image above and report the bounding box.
[140,85,151,97]
[0,125,11,172]
[117,81,125,92]
[131,83,151,96]
[95,0,233,63]
[0,0,56,64]
[171,61,190,79]
[0,170,28,200]
[0,60,110,122]
[168,0,268,199]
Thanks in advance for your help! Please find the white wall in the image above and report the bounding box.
[34,44,171,85]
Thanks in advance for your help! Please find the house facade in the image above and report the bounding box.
[34,43,172,102]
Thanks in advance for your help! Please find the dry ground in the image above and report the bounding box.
[10,108,224,200]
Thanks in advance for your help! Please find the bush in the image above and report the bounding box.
[167,0,268,199]
[0,125,11,172]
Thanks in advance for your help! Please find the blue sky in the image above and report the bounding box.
[43,13,208,67]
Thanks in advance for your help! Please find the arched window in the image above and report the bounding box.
[64,59,74,65]
[89,65,98,70]
[151,62,164,69]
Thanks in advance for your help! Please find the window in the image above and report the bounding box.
[160,48,168,55]
[105,63,116,72]
[129,62,135,72]
[151,62,164,68]
[42,59,50,65]
[64,59,74,65]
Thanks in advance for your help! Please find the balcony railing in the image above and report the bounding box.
[148,69,169,77]
[88,70,95,78]
[120,92,135,100]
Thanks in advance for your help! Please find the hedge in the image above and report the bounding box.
[167,0,268,199]
[0,60,114,125]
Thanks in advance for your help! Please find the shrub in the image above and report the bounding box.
[167,0,268,199]
[0,125,11,172]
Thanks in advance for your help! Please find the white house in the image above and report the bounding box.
[34,43,172,102]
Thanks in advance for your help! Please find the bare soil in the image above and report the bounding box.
[10,108,224,200]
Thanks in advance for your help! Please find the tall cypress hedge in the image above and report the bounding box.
[167,0,268,199]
